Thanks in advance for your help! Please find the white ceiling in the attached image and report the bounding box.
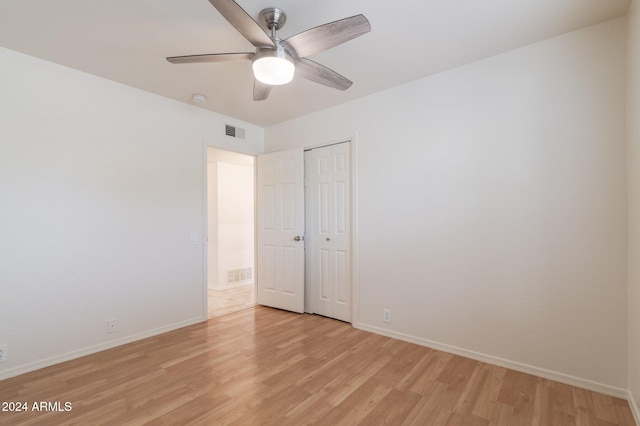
[0,0,631,127]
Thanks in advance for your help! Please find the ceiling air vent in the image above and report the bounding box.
[225,124,245,139]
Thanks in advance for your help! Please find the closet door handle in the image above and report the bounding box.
[293,236,302,241]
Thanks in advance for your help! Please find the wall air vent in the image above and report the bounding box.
[227,267,253,284]
[225,124,245,139]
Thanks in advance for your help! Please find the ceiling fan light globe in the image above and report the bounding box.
[253,56,295,85]
[252,45,295,86]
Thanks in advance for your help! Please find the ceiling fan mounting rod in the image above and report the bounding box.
[259,7,287,36]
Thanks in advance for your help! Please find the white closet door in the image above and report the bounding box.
[257,149,305,313]
[305,143,351,322]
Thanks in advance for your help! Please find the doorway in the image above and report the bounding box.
[206,147,256,318]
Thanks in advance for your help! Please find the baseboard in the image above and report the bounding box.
[628,390,640,425]
[355,322,628,399]
[209,281,254,291]
[0,315,205,381]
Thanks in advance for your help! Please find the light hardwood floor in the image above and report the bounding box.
[0,306,635,425]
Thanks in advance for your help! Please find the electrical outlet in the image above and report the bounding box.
[383,309,392,323]
[107,319,118,334]
[0,344,7,362]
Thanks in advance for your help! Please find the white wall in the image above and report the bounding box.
[217,162,254,287]
[266,18,628,393]
[0,46,263,379]
[627,0,640,417]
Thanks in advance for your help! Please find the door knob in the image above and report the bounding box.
[326,237,331,241]
[293,236,302,241]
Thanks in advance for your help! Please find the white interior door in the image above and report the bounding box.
[305,142,351,322]
[257,149,305,313]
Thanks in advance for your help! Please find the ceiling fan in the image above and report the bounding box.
[166,0,371,101]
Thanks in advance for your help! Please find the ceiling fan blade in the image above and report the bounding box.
[253,79,272,101]
[208,0,274,48]
[166,52,253,64]
[283,14,370,58]
[295,58,353,90]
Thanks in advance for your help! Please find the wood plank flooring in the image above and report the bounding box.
[0,306,635,425]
